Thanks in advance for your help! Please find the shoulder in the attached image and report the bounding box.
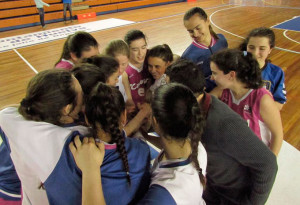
[138,184,176,205]
[265,63,284,77]
[256,88,272,98]
[125,138,150,157]
[182,43,198,58]
[216,33,228,43]
[217,33,226,39]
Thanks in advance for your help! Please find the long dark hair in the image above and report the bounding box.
[184,7,218,40]
[85,83,131,184]
[147,44,173,63]
[166,59,205,95]
[72,63,106,98]
[239,27,276,51]
[211,49,263,89]
[81,55,119,83]
[151,83,206,186]
[124,29,147,46]
[19,69,77,125]
[55,31,98,65]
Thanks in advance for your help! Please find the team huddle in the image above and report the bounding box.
[0,6,285,205]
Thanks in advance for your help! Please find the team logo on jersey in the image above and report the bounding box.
[197,61,204,65]
[244,104,252,114]
[262,80,271,91]
[138,88,145,96]
[130,78,149,90]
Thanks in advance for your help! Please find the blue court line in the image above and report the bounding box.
[272,16,300,32]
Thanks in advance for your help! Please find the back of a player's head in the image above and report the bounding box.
[124,30,146,46]
[19,69,77,125]
[104,39,129,58]
[81,55,119,83]
[166,59,205,95]
[151,83,197,140]
[85,82,130,184]
[147,44,173,63]
[68,31,99,58]
[211,49,262,89]
[72,63,105,98]
[151,83,206,185]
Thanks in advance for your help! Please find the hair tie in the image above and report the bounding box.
[243,51,248,57]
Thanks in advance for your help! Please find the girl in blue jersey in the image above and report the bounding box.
[73,83,207,205]
[67,83,150,205]
[147,44,173,92]
[240,27,286,110]
[0,69,86,205]
[182,7,228,92]
[72,62,151,138]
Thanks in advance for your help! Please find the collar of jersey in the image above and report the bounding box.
[62,58,74,65]
[192,36,216,49]
[94,130,127,150]
[159,154,191,169]
[129,63,143,73]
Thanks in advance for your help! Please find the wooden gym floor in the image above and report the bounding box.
[0,0,299,150]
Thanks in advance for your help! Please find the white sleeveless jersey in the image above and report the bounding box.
[0,107,89,205]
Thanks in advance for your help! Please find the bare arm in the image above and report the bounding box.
[122,72,133,102]
[274,101,283,111]
[124,103,151,137]
[69,136,106,205]
[122,72,135,113]
[260,95,283,156]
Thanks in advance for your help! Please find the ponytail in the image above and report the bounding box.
[211,49,263,89]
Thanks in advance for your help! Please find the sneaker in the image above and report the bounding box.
[42,25,47,29]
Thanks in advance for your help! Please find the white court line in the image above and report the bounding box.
[13,49,38,74]
[209,7,300,54]
[209,6,244,39]
[283,30,300,44]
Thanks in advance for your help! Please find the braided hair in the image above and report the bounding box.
[151,83,206,186]
[85,82,131,184]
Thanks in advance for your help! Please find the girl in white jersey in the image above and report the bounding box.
[71,83,207,205]
[0,69,87,205]
[210,49,283,156]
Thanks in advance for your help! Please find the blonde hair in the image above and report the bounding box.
[104,39,129,58]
